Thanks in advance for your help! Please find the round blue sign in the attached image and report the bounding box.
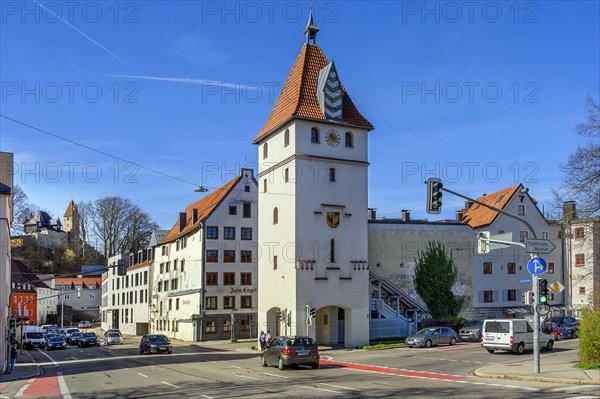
[527,257,547,275]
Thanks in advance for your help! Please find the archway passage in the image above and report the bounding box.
[315,305,348,346]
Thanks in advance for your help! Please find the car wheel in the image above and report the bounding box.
[97,343,100,347]
[139,347,143,354]
[545,340,554,352]
[147,347,152,355]
[168,350,172,354]
[278,358,286,371]
[449,337,456,346]
[516,342,525,355]
[486,348,495,354]
[261,355,268,367]
[424,340,432,348]
[311,363,319,369]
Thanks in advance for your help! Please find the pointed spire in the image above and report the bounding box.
[303,3,319,44]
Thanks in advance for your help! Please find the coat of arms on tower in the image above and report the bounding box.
[326,212,340,229]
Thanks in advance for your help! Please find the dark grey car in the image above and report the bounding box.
[459,320,484,342]
[261,336,319,370]
[406,327,457,348]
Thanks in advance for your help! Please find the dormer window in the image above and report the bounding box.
[311,127,320,143]
[345,132,353,148]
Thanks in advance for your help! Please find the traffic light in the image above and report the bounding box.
[276,311,282,321]
[539,279,548,304]
[9,318,16,329]
[309,307,316,319]
[426,178,443,214]
[117,259,127,276]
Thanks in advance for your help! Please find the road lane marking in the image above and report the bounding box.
[137,373,148,378]
[15,383,29,397]
[553,386,600,392]
[201,395,215,399]
[36,349,59,366]
[320,383,361,391]
[236,375,259,380]
[298,385,339,393]
[230,365,242,369]
[161,382,179,388]
[262,372,289,379]
[57,372,73,399]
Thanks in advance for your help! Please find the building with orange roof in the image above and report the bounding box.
[151,168,257,342]
[55,276,102,323]
[256,13,373,347]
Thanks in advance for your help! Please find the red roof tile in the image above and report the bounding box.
[462,184,522,228]
[54,277,102,287]
[64,199,75,217]
[161,176,241,244]
[254,44,373,143]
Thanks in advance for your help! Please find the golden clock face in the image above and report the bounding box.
[325,129,340,147]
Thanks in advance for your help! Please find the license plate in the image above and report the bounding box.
[297,350,309,356]
[160,346,167,350]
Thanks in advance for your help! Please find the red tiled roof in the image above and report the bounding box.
[128,260,149,271]
[54,277,102,288]
[161,176,241,244]
[64,199,75,217]
[462,184,522,228]
[254,44,373,143]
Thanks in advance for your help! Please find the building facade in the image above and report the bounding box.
[0,151,12,373]
[54,277,102,322]
[10,260,37,325]
[34,277,59,325]
[151,168,258,342]
[255,17,373,347]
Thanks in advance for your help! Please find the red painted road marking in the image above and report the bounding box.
[22,376,61,398]
[321,358,468,381]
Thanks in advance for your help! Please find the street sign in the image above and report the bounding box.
[536,303,550,316]
[549,280,565,294]
[526,238,556,254]
[527,257,547,275]
[520,278,532,283]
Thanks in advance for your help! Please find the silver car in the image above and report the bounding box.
[406,327,457,348]
[104,332,123,345]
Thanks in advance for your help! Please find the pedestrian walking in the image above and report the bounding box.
[259,331,266,351]
[10,343,17,372]
[265,330,272,345]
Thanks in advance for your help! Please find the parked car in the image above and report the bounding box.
[406,327,457,348]
[78,321,92,329]
[67,332,82,345]
[23,332,46,350]
[459,320,484,342]
[104,329,122,337]
[543,321,560,341]
[559,322,579,339]
[79,332,100,347]
[47,336,67,351]
[549,316,577,326]
[261,336,319,370]
[481,319,554,354]
[139,334,172,354]
[104,332,124,345]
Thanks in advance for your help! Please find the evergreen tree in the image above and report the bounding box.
[414,241,464,319]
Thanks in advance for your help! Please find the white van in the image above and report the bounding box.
[481,319,554,355]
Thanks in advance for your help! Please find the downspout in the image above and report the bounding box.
[199,222,206,342]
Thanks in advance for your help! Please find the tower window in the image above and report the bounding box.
[273,207,278,224]
[329,167,336,182]
[311,127,320,143]
[263,179,267,193]
[285,168,289,182]
[284,129,290,147]
[345,132,353,148]
[263,142,268,159]
[330,238,335,263]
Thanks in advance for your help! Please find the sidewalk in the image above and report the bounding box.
[474,349,600,385]
[0,350,41,382]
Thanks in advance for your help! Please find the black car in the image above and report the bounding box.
[139,334,172,354]
[550,316,577,326]
[559,322,579,339]
[47,336,67,351]
[79,332,100,347]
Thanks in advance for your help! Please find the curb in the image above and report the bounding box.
[473,369,600,385]
[0,352,42,383]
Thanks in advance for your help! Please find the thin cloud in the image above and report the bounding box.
[112,74,260,91]
[33,0,129,67]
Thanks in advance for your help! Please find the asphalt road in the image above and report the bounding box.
[2,337,597,399]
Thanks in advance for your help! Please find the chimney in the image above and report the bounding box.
[455,210,464,221]
[179,212,187,233]
[401,210,411,222]
[367,208,377,220]
[562,201,577,223]
[192,209,199,224]
[465,200,474,211]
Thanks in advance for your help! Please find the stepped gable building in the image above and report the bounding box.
[255,13,373,347]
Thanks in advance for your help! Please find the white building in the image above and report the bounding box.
[55,277,102,322]
[255,17,373,347]
[0,151,13,373]
[152,168,258,342]
[462,184,563,316]
[561,201,599,315]
[34,277,59,325]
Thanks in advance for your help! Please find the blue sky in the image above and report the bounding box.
[1,1,598,230]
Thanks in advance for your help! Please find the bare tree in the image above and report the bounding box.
[555,92,600,217]
[11,185,38,235]
[92,196,158,259]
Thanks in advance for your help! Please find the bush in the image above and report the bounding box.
[579,284,600,364]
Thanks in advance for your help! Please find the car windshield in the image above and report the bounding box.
[49,337,64,343]
[414,328,436,336]
[82,333,96,338]
[67,329,79,334]
[108,333,120,338]
[463,320,483,328]
[72,332,81,337]
[147,335,168,342]
[26,332,43,339]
